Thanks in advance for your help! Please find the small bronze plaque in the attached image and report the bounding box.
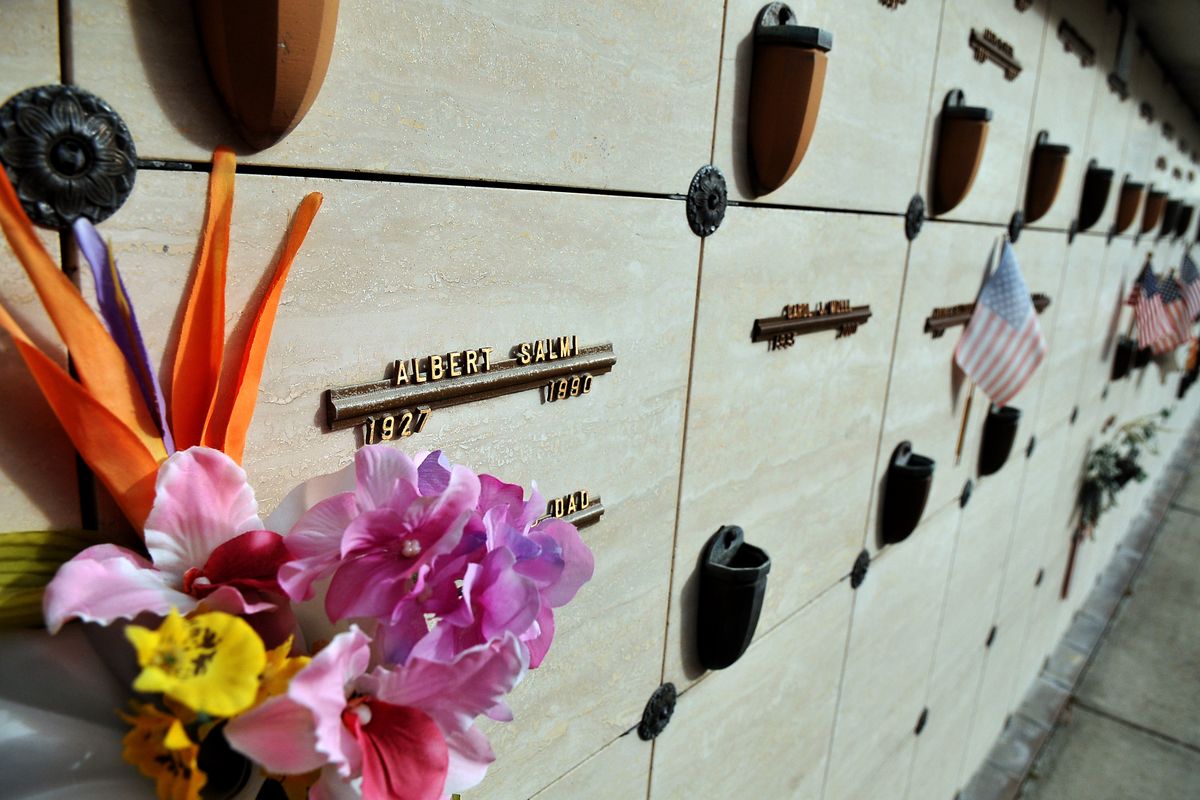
[539,490,605,530]
[752,299,872,350]
[326,337,616,438]
[925,294,1050,338]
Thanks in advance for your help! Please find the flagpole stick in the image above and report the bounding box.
[954,382,974,466]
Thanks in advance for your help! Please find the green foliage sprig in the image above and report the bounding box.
[1078,408,1170,530]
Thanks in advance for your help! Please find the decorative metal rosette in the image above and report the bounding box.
[0,84,137,230]
[686,165,727,237]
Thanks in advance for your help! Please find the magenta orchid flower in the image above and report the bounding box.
[225,626,527,800]
[43,447,291,640]
[274,446,593,667]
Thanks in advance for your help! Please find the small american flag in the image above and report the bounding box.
[1130,263,1172,350]
[954,241,1046,407]
[1157,275,1193,353]
[1181,254,1200,319]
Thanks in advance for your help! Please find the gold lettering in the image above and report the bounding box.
[553,497,565,517]
[558,336,573,358]
[482,347,494,370]
[394,359,410,386]
[414,357,427,384]
[534,340,547,362]
[517,342,531,365]
[580,490,590,509]
[449,351,463,378]
[430,354,444,381]
[465,349,479,374]
[566,494,578,514]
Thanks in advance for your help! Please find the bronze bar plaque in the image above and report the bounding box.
[1057,20,1095,67]
[969,28,1022,81]
[326,337,616,434]
[539,490,605,530]
[751,300,873,350]
[925,293,1050,338]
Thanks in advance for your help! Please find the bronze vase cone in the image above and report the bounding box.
[196,0,340,151]
[1076,160,1114,232]
[932,90,992,215]
[1174,204,1194,239]
[1024,131,1070,223]
[747,3,833,196]
[1140,190,1167,234]
[1159,198,1181,238]
[1112,180,1144,234]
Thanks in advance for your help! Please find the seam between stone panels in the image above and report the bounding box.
[1070,700,1200,756]
[911,0,950,200]
[1013,0,1053,214]
[815,579,859,800]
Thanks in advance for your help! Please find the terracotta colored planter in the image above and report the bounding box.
[1111,179,1144,235]
[197,0,340,151]
[1024,131,1070,223]
[747,3,833,196]
[932,90,992,215]
[881,441,935,545]
[1076,160,1114,232]
[1141,190,1167,234]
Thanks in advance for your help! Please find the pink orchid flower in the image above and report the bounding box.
[225,626,526,800]
[43,447,291,639]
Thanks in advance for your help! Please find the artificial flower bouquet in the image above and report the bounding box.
[0,148,593,799]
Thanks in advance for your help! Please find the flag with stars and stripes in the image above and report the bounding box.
[1157,274,1192,353]
[954,241,1046,407]
[1181,254,1200,319]
[1129,263,1172,351]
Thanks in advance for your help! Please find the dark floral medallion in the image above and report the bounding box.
[0,84,137,229]
[686,164,727,237]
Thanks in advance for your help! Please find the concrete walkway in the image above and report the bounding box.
[1018,469,1200,799]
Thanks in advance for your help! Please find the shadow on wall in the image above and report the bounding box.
[128,0,248,154]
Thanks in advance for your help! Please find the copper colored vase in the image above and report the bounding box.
[1141,190,1167,234]
[196,0,340,151]
[932,90,992,215]
[1112,179,1144,235]
[747,3,833,196]
[1024,131,1070,223]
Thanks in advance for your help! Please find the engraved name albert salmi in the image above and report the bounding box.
[325,335,616,443]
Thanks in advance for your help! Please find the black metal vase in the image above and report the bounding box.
[881,442,935,545]
[1134,345,1152,368]
[1112,335,1136,381]
[979,405,1021,476]
[697,525,771,670]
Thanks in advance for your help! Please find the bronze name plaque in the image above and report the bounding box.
[539,489,605,530]
[925,293,1050,338]
[326,336,615,441]
[969,28,1022,81]
[752,299,872,350]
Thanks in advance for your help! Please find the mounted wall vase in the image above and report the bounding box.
[1075,159,1114,232]
[1111,335,1136,380]
[881,442,935,546]
[1141,189,1167,234]
[1111,179,1144,235]
[1174,203,1194,239]
[1134,344,1152,368]
[197,0,340,151]
[697,526,771,670]
[1159,198,1181,238]
[979,405,1021,476]
[932,90,992,215]
[746,3,833,196]
[1023,131,1070,223]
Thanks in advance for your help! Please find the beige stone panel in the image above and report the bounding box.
[70,0,722,194]
[663,207,904,687]
[920,0,1047,224]
[1032,234,1105,435]
[995,424,1069,619]
[1120,49,1166,189]
[529,732,649,800]
[905,647,987,800]
[823,503,959,800]
[711,0,942,212]
[1020,0,1111,232]
[90,170,698,799]
[1078,3,1133,237]
[650,585,851,800]
[870,222,1002,532]
[0,1,80,532]
[1077,237,1136,418]
[964,589,1037,774]
[1007,228,1069,430]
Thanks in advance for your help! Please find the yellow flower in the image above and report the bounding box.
[121,703,207,800]
[257,636,310,703]
[126,609,266,717]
